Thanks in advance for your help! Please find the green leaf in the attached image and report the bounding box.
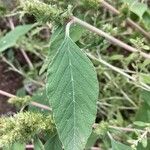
[134,121,150,127]
[12,142,26,150]
[46,36,99,150]
[3,142,26,150]
[34,136,45,150]
[45,132,62,150]
[121,0,147,19]
[142,11,150,30]
[137,139,150,150]
[135,102,150,123]
[85,132,99,149]
[0,24,34,53]
[136,91,150,122]
[139,74,150,85]
[130,2,147,19]
[39,24,85,75]
[29,88,49,114]
[141,90,150,106]
[111,139,132,150]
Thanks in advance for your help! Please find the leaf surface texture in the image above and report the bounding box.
[46,36,98,150]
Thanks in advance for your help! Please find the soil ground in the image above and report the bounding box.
[0,60,23,115]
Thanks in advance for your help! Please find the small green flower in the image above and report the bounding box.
[20,0,72,23]
[94,121,109,137]
[8,96,32,108]
[0,112,54,147]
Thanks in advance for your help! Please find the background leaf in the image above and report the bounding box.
[130,2,147,19]
[29,88,49,114]
[135,91,150,122]
[0,24,34,53]
[46,36,99,150]
[85,132,99,149]
[34,136,45,150]
[121,0,148,19]
[3,142,26,150]
[44,132,62,150]
[142,10,150,30]
[111,139,132,150]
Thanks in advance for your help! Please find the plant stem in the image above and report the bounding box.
[0,89,52,111]
[91,147,101,150]
[87,53,150,91]
[8,18,34,70]
[109,125,145,133]
[1,56,44,86]
[71,16,150,59]
[104,72,137,107]
[20,48,34,70]
[31,101,52,111]
[26,145,34,149]
[101,0,120,15]
[100,0,150,40]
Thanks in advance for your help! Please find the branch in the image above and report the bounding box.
[109,125,145,133]
[100,0,150,40]
[0,90,52,111]
[8,18,34,70]
[72,16,150,59]
[86,53,150,91]
[94,123,145,133]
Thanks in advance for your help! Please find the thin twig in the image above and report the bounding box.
[8,18,34,70]
[104,72,137,107]
[31,101,51,111]
[86,53,150,91]
[94,123,145,133]
[71,16,150,59]
[100,0,150,40]
[0,89,52,111]
[91,147,101,150]
[101,0,120,15]
[1,56,44,86]
[126,18,150,40]
[26,145,101,150]
[20,48,34,70]
[109,125,145,133]
[26,145,34,149]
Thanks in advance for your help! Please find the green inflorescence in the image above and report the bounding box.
[0,112,54,147]
[20,0,72,23]
[8,96,32,108]
[94,121,109,137]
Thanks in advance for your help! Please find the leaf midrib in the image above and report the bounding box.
[67,43,77,148]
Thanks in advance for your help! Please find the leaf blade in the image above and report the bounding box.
[0,24,34,53]
[46,36,98,150]
[111,139,132,150]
